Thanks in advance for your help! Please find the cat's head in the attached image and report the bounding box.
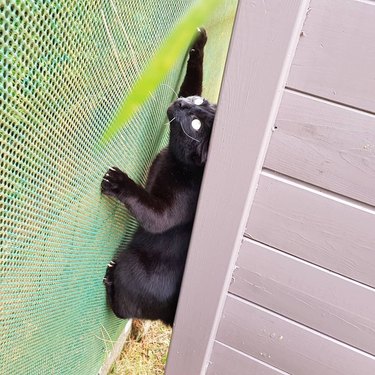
[167,96,216,167]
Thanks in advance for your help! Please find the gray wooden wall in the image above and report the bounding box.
[166,0,375,374]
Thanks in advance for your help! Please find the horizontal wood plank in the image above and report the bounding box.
[207,341,288,375]
[230,239,375,355]
[288,0,375,113]
[265,90,375,206]
[217,295,375,375]
[246,172,375,287]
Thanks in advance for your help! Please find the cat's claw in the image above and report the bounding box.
[103,261,116,285]
[104,167,121,179]
[194,27,207,49]
[101,166,129,197]
[189,28,207,57]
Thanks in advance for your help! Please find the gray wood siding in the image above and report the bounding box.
[210,0,375,373]
[166,0,310,373]
[230,239,375,356]
[288,0,375,113]
[265,90,375,206]
[246,172,375,288]
[168,0,375,373]
[207,342,288,375]
[216,295,375,375]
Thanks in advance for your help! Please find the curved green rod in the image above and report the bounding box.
[100,0,223,145]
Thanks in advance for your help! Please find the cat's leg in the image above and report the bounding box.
[178,27,207,98]
[101,167,189,233]
[103,259,133,319]
[103,260,118,311]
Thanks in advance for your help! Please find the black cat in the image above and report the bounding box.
[101,28,216,326]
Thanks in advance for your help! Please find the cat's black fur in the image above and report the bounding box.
[101,29,216,326]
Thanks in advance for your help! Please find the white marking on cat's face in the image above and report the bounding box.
[191,119,202,131]
[193,97,204,106]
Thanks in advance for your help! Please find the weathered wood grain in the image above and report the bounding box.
[246,172,375,287]
[166,1,310,374]
[207,341,288,375]
[230,239,375,355]
[265,90,375,206]
[217,295,375,375]
[288,0,375,113]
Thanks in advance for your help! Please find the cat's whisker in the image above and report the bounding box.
[164,116,199,141]
[160,117,175,128]
[179,124,200,142]
[160,83,179,100]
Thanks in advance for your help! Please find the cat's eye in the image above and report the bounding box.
[191,119,202,131]
[193,97,204,106]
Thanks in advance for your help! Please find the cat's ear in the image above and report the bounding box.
[194,140,209,166]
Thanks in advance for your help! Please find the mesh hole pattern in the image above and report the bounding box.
[0,0,237,373]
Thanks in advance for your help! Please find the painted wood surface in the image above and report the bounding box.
[265,90,375,206]
[217,295,375,375]
[207,341,288,375]
[98,320,132,375]
[165,1,310,373]
[246,172,375,288]
[230,239,375,355]
[288,0,375,113]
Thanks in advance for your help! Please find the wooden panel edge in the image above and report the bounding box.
[287,0,375,113]
[246,170,375,287]
[207,341,289,375]
[166,1,311,374]
[98,319,132,375]
[230,238,375,355]
[264,89,375,206]
[217,295,375,374]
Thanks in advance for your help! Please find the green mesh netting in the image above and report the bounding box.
[1,0,236,373]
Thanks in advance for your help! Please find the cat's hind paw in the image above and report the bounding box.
[107,260,116,268]
[103,260,117,286]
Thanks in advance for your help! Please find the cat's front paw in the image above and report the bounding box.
[192,27,207,51]
[101,167,129,198]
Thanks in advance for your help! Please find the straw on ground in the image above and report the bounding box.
[110,320,172,375]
